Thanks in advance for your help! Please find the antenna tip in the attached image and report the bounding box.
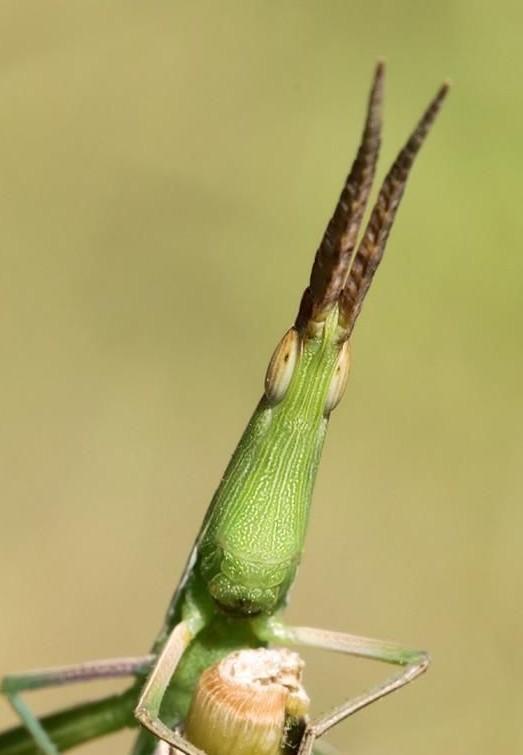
[374,59,386,79]
[438,80,452,100]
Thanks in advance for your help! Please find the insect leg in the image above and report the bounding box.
[285,626,428,755]
[2,655,154,755]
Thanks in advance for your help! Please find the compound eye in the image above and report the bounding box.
[264,328,301,405]
[324,339,351,415]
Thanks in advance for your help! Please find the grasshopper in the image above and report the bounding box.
[1,62,449,755]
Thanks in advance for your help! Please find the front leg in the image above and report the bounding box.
[255,618,429,755]
[135,620,206,755]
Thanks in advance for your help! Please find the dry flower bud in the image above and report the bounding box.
[184,648,310,755]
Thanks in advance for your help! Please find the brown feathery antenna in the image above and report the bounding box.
[339,81,450,338]
[295,61,385,331]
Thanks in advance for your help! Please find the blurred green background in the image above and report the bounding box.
[1,2,521,754]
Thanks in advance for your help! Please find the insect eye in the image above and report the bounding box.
[324,340,351,415]
[264,328,301,405]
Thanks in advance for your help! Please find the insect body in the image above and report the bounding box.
[0,63,449,755]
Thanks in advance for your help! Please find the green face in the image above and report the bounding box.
[196,308,351,618]
[202,547,299,616]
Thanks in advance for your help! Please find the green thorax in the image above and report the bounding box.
[196,307,350,617]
